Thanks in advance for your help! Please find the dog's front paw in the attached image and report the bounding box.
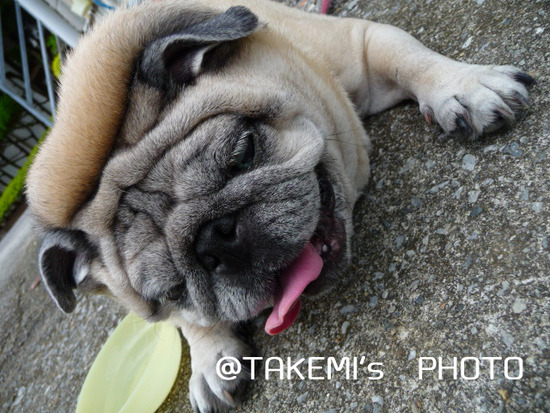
[419,64,535,140]
[188,334,254,413]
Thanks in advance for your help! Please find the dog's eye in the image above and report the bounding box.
[228,132,255,174]
[166,283,186,301]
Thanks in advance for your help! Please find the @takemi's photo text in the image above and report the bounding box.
[216,355,524,381]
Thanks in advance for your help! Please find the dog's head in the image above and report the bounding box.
[27,2,369,333]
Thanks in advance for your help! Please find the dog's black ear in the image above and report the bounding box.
[38,229,97,313]
[139,6,259,89]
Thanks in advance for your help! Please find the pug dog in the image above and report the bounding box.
[26,0,534,411]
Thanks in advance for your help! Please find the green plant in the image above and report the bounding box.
[0,94,21,143]
[46,34,58,56]
[52,54,61,78]
[0,128,48,224]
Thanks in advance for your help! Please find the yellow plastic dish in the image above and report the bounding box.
[76,312,182,413]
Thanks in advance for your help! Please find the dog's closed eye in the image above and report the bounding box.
[228,131,256,175]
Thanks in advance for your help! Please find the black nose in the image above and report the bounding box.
[194,214,250,274]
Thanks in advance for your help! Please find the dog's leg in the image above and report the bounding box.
[217,1,532,139]
[178,319,254,412]
[356,22,534,139]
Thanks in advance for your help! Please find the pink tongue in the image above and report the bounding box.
[265,243,323,335]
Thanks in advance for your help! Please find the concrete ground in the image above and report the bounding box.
[1,0,548,412]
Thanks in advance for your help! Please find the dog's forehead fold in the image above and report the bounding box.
[25,2,262,230]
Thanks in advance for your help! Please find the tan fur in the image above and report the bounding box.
[26,1,199,228]
[27,0,530,231]
[26,0,374,229]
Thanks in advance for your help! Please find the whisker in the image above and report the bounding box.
[336,193,353,211]
[190,320,221,346]
[324,138,366,148]
[325,127,363,138]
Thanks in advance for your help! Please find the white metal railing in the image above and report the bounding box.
[0,0,80,127]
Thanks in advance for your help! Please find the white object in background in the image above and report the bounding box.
[71,0,92,17]
[17,0,80,47]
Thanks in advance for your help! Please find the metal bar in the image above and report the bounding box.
[14,2,33,105]
[37,21,56,119]
[16,0,80,48]
[0,84,52,127]
[6,66,51,110]
[0,8,6,86]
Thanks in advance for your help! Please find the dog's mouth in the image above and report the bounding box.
[309,165,346,265]
[265,165,346,335]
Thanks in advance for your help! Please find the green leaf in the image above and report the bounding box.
[76,312,182,413]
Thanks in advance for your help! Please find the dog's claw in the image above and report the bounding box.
[422,64,535,140]
[454,114,474,138]
[513,71,536,87]
[512,91,531,109]
[424,112,433,125]
[223,390,236,407]
[424,108,435,125]
[493,108,515,129]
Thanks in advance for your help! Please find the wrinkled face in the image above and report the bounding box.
[37,6,367,331]
[110,104,352,326]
